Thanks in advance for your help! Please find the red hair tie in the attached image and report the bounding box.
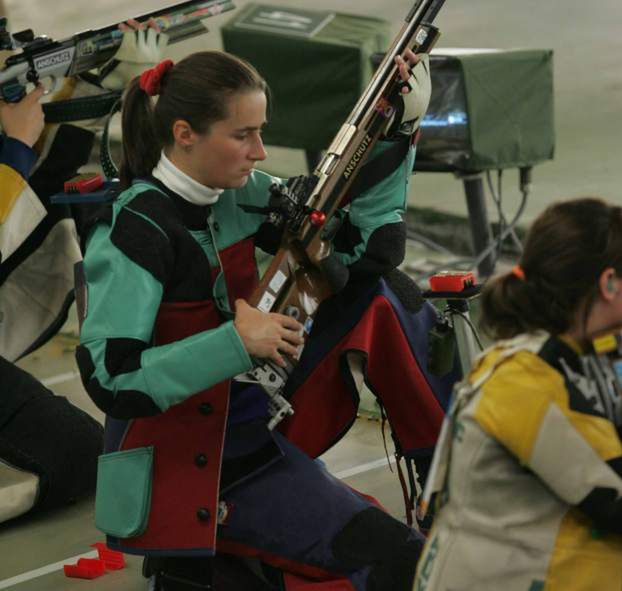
[511,265,526,281]
[139,59,174,96]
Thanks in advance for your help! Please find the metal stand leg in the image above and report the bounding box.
[461,172,495,278]
[448,299,479,375]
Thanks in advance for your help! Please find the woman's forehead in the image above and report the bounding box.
[222,90,267,127]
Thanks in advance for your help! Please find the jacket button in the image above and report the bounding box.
[195,453,208,467]
[197,508,210,522]
[213,222,220,232]
[199,403,213,415]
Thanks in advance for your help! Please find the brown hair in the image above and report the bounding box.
[119,51,267,188]
[480,197,622,339]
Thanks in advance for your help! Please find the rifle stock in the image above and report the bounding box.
[0,0,235,102]
[246,0,446,428]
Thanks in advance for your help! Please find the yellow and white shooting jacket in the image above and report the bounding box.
[415,332,622,591]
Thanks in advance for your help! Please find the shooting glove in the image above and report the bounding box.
[383,54,431,138]
[100,27,169,91]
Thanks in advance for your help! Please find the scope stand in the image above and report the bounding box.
[424,282,482,377]
[446,298,479,375]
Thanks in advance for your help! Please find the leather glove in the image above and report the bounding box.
[384,54,431,138]
[99,27,169,91]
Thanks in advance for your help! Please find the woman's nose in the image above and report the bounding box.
[251,134,268,161]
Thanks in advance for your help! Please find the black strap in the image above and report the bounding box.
[100,96,123,179]
[345,137,411,204]
[42,91,122,124]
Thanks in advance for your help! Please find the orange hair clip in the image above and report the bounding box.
[511,265,526,281]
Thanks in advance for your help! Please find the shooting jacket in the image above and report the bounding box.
[0,127,87,362]
[414,333,622,591]
[0,137,44,263]
[0,128,103,525]
[77,139,427,555]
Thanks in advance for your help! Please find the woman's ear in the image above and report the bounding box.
[599,267,619,301]
[171,119,195,151]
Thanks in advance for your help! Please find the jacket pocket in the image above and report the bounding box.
[95,446,153,538]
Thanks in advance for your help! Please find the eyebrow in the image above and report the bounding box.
[234,122,268,132]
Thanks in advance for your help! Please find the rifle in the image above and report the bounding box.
[239,0,446,429]
[0,0,235,103]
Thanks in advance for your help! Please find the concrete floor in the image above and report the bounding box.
[0,0,619,588]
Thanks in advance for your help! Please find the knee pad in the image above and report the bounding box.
[332,507,424,591]
[0,370,103,512]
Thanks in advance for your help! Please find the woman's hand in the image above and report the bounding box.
[0,85,45,148]
[99,18,169,91]
[234,299,304,368]
[395,48,421,93]
[385,48,432,137]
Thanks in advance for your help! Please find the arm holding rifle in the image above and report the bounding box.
[0,18,167,357]
[243,0,445,430]
[0,84,44,149]
[253,50,431,286]
[0,85,45,264]
[332,50,431,282]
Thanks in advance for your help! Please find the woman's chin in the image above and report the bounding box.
[229,176,251,189]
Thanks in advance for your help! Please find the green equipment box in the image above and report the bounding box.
[416,48,555,171]
[223,5,554,172]
[221,3,390,152]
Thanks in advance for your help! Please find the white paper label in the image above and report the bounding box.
[257,292,276,313]
[269,270,288,294]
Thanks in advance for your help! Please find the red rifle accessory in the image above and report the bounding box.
[91,541,126,570]
[63,557,106,579]
[428,271,476,293]
[309,210,326,226]
[63,173,104,194]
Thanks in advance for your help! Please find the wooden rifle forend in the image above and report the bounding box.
[250,0,444,308]
[247,2,445,413]
[300,1,444,254]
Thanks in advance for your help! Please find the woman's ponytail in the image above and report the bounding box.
[480,198,622,340]
[119,77,161,188]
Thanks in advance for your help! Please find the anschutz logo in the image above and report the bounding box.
[34,50,72,71]
[343,134,372,180]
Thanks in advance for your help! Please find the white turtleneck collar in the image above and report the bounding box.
[152,151,223,206]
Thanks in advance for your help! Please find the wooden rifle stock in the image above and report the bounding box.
[245,1,446,426]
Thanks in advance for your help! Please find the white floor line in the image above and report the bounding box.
[41,371,80,388]
[334,456,394,479]
[0,457,394,589]
[0,550,98,589]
